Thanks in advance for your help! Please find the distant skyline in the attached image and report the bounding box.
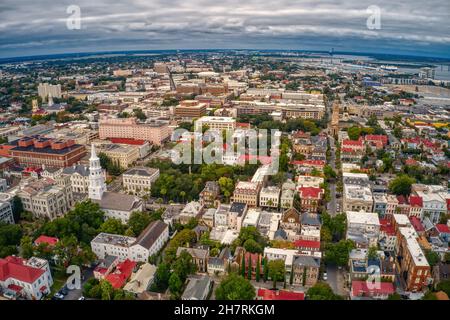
[1,0,450,59]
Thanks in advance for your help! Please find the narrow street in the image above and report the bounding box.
[326,265,348,298]
[327,135,338,217]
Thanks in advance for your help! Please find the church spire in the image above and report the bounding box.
[88,144,106,201]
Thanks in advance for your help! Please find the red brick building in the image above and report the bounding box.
[10,136,86,169]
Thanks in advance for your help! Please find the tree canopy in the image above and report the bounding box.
[215,273,256,300]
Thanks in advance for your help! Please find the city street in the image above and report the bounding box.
[326,265,348,298]
[327,135,338,217]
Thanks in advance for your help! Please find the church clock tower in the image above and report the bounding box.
[88,144,106,201]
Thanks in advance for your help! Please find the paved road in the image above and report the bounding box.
[326,265,348,298]
[107,176,123,192]
[327,136,338,216]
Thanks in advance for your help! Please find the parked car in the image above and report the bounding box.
[53,293,64,300]
[78,296,85,300]
[323,272,328,281]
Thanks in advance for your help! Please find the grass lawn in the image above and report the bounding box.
[46,276,67,300]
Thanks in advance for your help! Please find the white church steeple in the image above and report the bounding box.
[88,144,106,201]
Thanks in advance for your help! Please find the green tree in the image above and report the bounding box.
[307,282,342,300]
[151,263,171,292]
[247,255,252,280]
[100,218,126,235]
[100,279,115,300]
[422,291,437,300]
[436,279,450,297]
[169,273,184,298]
[243,238,262,254]
[215,274,256,300]
[172,251,197,281]
[12,196,24,222]
[347,126,361,140]
[0,223,23,258]
[268,259,285,289]
[218,177,234,202]
[127,211,152,236]
[133,108,147,121]
[425,250,440,267]
[324,239,356,266]
[241,253,246,277]
[255,256,261,282]
[388,293,402,300]
[367,246,378,260]
[389,175,415,196]
[20,236,34,259]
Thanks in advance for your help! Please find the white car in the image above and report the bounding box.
[54,293,65,300]
[323,272,328,281]
[78,296,85,300]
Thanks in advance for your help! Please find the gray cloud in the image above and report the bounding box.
[0,0,449,58]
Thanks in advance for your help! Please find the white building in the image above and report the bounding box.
[413,184,447,223]
[0,193,14,224]
[297,175,324,188]
[194,116,236,132]
[280,180,296,209]
[259,186,280,208]
[17,178,73,220]
[242,208,261,228]
[123,167,160,196]
[0,256,53,300]
[91,221,169,263]
[214,204,230,227]
[346,211,380,248]
[88,145,143,223]
[179,201,204,224]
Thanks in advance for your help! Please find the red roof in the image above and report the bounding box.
[436,224,450,234]
[365,135,388,145]
[351,280,394,296]
[34,235,59,246]
[8,284,24,292]
[409,217,425,233]
[405,158,418,166]
[379,219,396,236]
[104,259,136,289]
[342,139,363,147]
[257,288,304,300]
[109,138,146,145]
[341,147,360,153]
[244,252,261,266]
[409,195,423,207]
[0,256,45,284]
[236,122,250,128]
[298,187,323,199]
[396,195,409,205]
[294,239,321,249]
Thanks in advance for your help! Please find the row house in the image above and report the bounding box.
[297,187,324,213]
[199,181,220,208]
[396,227,432,292]
[346,211,380,248]
[231,181,261,207]
[364,134,388,150]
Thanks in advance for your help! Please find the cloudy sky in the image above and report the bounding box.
[1,0,449,58]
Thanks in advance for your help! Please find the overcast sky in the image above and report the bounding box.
[1,0,449,58]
